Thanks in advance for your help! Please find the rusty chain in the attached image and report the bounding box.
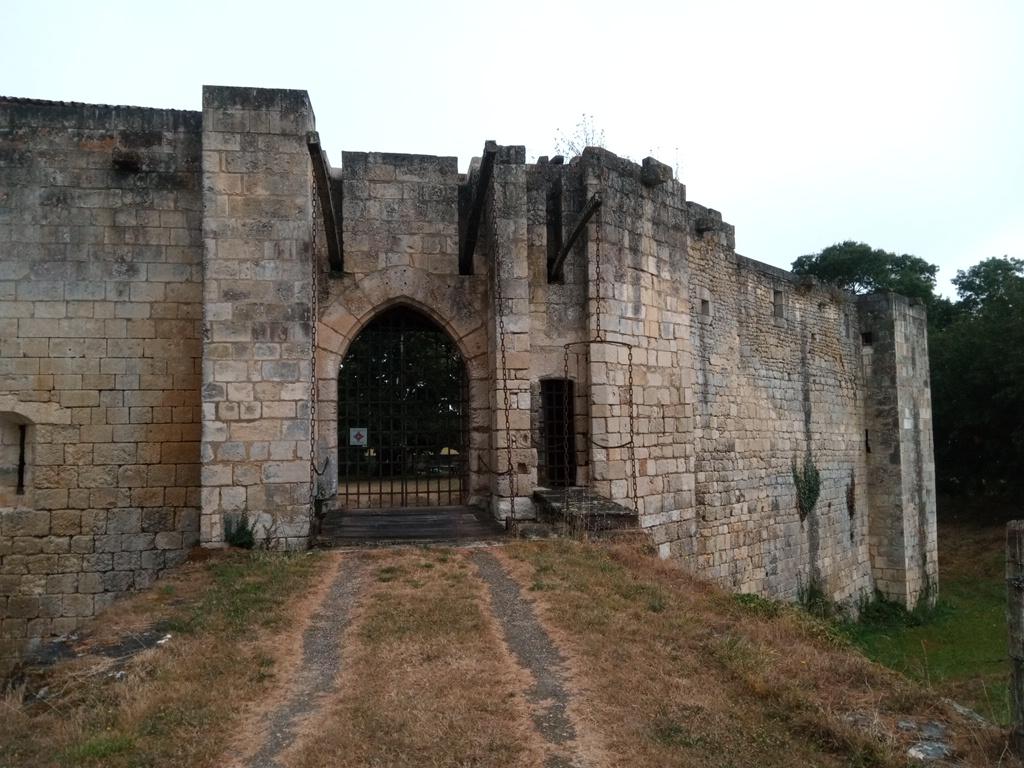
[308,175,321,531]
[594,192,604,342]
[562,343,573,525]
[627,344,638,514]
[495,245,518,530]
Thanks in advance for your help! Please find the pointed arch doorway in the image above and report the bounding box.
[337,305,469,509]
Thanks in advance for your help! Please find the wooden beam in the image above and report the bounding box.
[548,193,602,283]
[306,131,343,274]
[458,141,498,275]
[545,175,563,280]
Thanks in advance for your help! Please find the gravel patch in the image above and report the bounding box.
[246,556,367,768]
[472,549,583,768]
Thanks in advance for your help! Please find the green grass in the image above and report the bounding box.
[842,513,1010,724]
[169,551,319,634]
[61,734,135,762]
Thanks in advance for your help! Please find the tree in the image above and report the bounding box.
[791,240,938,303]
[553,113,606,158]
[950,256,1024,314]
[929,257,1024,497]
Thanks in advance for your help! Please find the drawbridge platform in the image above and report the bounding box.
[314,488,640,547]
[314,505,507,547]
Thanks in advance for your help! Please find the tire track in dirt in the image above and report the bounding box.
[472,549,586,768]
[239,553,368,768]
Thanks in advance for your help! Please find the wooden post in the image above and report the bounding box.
[1007,521,1024,754]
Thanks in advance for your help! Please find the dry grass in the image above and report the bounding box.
[285,548,544,768]
[0,549,326,768]
[4,536,1017,767]
[502,539,1019,768]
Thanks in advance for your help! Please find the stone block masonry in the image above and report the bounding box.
[1,84,939,674]
[199,86,316,550]
[0,98,203,675]
[859,293,938,607]
[484,149,538,519]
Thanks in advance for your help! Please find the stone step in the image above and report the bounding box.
[531,487,639,533]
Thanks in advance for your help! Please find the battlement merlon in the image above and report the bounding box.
[201,85,314,122]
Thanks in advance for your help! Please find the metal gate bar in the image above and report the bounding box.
[540,379,576,487]
[338,306,468,509]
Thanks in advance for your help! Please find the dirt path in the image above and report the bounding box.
[472,549,586,768]
[243,554,368,768]
[265,546,588,768]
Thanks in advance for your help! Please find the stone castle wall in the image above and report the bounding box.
[524,159,592,489]
[315,149,493,511]
[684,250,872,603]
[0,99,203,674]
[521,149,875,603]
[0,86,939,674]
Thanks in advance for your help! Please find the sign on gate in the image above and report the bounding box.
[349,427,368,447]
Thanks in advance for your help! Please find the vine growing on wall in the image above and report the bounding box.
[846,472,856,542]
[792,453,821,522]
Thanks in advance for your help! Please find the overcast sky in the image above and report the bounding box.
[3,0,1021,295]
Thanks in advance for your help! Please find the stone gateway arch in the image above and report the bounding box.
[335,305,469,509]
[0,86,937,674]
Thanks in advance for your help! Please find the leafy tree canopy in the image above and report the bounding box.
[951,256,1024,314]
[930,257,1024,497]
[791,240,938,303]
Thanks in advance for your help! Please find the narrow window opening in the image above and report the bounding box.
[540,379,576,487]
[700,298,711,317]
[861,331,873,347]
[546,178,564,283]
[16,424,26,495]
[1,414,31,505]
[457,183,473,275]
[865,429,871,454]
[772,289,785,319]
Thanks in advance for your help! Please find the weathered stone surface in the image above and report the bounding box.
[1,511,50,537]
[859,294,938,609]
[0,96,202,675]
[199,85,316,547]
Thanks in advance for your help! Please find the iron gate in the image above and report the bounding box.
[338,306,469,509]
[539,378,576,487]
